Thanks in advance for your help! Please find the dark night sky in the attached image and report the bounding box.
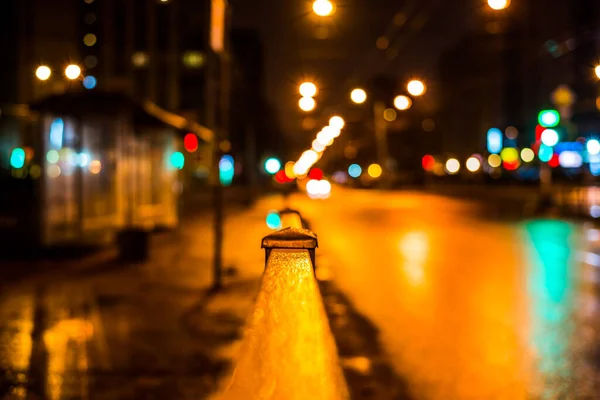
[230,0,477,145]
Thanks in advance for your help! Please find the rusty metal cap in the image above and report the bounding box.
[261,227,318,250]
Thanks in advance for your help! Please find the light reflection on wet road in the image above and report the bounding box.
[295,187,600,399]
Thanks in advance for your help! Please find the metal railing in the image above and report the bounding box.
[219,210,349,400]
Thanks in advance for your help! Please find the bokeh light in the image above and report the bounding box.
[264,157,282,174]
[466,157,481,172]
[538,110,560,128]
[184,133,199,152]
[587,139,600,155]
[329,116,345,130]
[445,158,460,174]
[170,152,185,169]
[299,82,317,97]
[595,65,600,80]
[266,211,282,230]
[520,148,535,162]
[487,128,503,154]
[306,179,320,195]
[488,154,501,168]
[383,108,397,122]
[284,161,296,179]
[308,168,323,180]
[83,75,97,89]
[10,148,25,169]
[394,95,412,110]
[505,126,518,139]
[312,0,334,16]
[316,130,335,147]
[500,147,519,163]
[422,155,435,171]
[541,129,559,147]
[299,96,316,112]
[538,144,554,162]
[46,150,59,164]
[35,65,51,81]
[219,155,235,186]
[367,163,382,178]
[488,0,510,10]
[65,64,82,80]
[312,139,326,153]
[559,151,583,168]
[89,160,102,174]
[83,33,97,46]
[351,88,367,104]
[47,164,61,178]
[348,164,362,178]
[407,79,426,96]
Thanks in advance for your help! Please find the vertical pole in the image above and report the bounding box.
[207,49,223,290]
[209,0,231,290]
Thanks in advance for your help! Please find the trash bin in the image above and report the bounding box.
[117,228,150,262]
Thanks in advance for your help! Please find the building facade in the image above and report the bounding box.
[0,0,212,122]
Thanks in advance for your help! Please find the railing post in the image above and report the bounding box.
[219,225,349,400]
[262,227,317,270]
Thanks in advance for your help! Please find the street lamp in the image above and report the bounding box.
[595,65,600,80]
[312,0,334,17]
[299,96,316,112]
[487,0,510,10]
[35,65,51,81]
[350,88,367,104]
[407,80,426,96]
[299,82,317,97]
[329,116,345,130]
[65,64,82,80]
[393,95,412,110]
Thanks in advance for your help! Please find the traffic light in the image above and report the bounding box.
[10,148,25,169]
[170,152,185,169]
[219,155,234,186]
[184,133,199,153]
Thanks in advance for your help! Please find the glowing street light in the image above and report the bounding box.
[312,0,334,17]
[329,116,345,130]
[595,65,600,80]
[65,64,82,80]
[393,95,412,110]
[488,0,510,10]
[299,82,317,97]
[35,65,51,81]
[466,157,481,172]
[445,158,460,174]
[299,96,316,112]
[407,79,426,96]
[350,88,367,104]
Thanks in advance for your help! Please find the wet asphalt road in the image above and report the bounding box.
[293,187,600,399]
